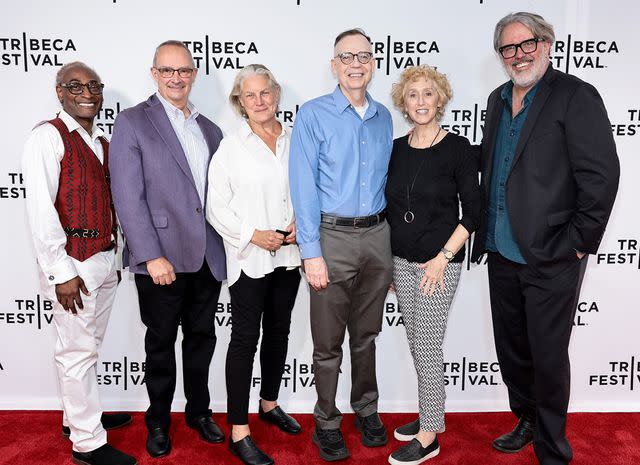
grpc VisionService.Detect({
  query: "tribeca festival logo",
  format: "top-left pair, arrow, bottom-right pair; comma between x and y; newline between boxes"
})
1,172 -> 25,199
95,101 -> 124,136
183,36 -> 259,75
1,34 -> 77,71
589,356 -> 639,391
0,295 -> 54,329
275,104 -> 300,129
384,301 -> 404,327
214,302 -> 232,327
372,35 -> 440,76
596,238 -> 639,269
444,357 -> 501,390
97,357 -> 146,390
252,358 -> 319,393
441,104 -> 486,144
611,109 -> 640,137
550,35 -> 619,73
574,301 -> 600,327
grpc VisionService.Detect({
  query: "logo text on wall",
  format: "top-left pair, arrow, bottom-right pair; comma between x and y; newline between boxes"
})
611,109 -> 640,137
444,357 -> 502,391
1,173 -> 25,199
550,35 -> 619,73
589,356 -> 639,391
184,36 -> 259,75
0,295 -> 53,329
97,357 -> 145,390
1,34 -> 77,71
373,36 -> 439,76
596,239 -> 639,269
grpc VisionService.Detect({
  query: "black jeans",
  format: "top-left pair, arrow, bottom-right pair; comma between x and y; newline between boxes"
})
226,267 -> 301,425
135,261 -> 221,430
488,252 -> 587,465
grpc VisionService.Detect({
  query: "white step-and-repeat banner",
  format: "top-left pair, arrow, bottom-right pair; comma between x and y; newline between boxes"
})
1,0 -> 638,414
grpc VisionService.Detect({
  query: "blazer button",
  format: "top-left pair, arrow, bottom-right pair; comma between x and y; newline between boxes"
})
196,207 -> 202,213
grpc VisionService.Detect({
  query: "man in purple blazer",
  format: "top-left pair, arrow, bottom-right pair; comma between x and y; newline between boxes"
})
109,40 -> 226,458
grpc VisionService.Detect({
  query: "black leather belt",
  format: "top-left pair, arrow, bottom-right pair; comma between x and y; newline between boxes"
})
320,210 -> 386,228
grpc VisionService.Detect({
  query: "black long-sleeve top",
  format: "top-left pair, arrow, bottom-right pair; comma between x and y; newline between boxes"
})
385,133 -> 481,263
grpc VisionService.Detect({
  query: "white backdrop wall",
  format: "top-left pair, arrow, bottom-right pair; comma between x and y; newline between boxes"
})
1,0 -> 638,414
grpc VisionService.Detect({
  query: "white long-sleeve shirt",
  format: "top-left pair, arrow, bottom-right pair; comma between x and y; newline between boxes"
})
206,119 -> 300,286
22,110 -> 115,298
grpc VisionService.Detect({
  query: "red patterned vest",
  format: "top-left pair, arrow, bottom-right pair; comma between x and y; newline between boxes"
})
49,117 -> 116,261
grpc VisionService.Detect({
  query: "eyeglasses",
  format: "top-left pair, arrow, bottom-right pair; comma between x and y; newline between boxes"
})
498,38 -> 544,59
59,81 -> 104,95
154,67 -> 195,78
335,51 -> 373,65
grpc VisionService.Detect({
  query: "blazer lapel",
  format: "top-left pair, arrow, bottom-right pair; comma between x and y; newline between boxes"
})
482,90 -> 504,195
509,68 -> 555,171
145,95 -> 196,189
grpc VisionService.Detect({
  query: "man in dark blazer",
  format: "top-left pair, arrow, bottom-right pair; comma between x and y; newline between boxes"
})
109,40 -> 226,458
471,12 -> 620,465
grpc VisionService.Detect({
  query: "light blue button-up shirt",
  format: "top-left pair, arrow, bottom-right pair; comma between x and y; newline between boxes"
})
156,92 -> 209,205
289,85 -> 393,259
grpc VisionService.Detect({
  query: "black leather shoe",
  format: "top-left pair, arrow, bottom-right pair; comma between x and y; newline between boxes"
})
146,427 -> 171,458
259,404 -> 301,434
72,443 -> 137,465
492,416 -> 535,453
355,412 -> 388,447
229,436 -> 274,465
63,412 -> 133,438
388,437 -> 440,465
187,416 -> 225,443
311,427 -> 349,461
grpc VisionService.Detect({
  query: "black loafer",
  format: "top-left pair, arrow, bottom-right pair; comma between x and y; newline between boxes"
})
388,437 -> 440,465
229,436 -> 274,465
146,427 -> 171,458
393,418 -> 420,442
187,416 -> 225,443
492,416 -> 535,453
355,412 -> 388,447
311,427 -> 350,462
63,412 -> 133,438
72,443 -> 137,465
258,404 -> 301,434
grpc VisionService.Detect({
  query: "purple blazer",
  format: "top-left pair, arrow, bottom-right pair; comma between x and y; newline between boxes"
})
109,94 -> 226,281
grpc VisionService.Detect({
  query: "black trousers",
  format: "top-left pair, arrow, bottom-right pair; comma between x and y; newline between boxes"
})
488,252 -> 587,465
135,261 -> 221,430
226,267 -> 301,425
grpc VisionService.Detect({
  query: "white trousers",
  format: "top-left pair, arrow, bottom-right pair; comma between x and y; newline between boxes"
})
51,264 -> 117,452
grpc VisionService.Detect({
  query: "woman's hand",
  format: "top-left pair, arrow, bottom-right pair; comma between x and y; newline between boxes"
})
284,222 -> 297,244
418,253 -> 449,296
251,229 -> 285,251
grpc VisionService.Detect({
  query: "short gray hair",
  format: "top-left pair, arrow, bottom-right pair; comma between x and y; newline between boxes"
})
229,64 -> 282,118
55,61 -> 100,85
152,40 -> 195,67
493,12 -> 555,52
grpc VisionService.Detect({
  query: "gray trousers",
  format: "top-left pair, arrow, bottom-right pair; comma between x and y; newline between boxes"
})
309,220 -> 393,429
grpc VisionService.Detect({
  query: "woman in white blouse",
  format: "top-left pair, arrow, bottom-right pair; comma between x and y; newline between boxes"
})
206,64 -> 301,465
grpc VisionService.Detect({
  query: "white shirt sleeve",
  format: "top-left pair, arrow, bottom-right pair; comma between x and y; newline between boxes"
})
22,123 -> 78,284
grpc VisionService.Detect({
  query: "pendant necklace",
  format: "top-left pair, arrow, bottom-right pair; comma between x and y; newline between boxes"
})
404,126 -> 441,224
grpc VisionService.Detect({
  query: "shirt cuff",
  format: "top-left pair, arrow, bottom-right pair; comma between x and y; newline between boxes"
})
41,257 -> 78,286
237,222 -> 255,259
299,241 -> 322,260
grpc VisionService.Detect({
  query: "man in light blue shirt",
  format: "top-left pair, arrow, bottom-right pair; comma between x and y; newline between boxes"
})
289,28 -> 393,462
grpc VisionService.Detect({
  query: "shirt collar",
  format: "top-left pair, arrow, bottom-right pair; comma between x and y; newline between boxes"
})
155,91 -> 199,121
501,80 -> 541,108
239,118 -> 288,140
331,85 -> 377,117
58,109 -> 104,140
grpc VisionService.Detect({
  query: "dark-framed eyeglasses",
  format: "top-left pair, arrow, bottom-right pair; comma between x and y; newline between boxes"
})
153,66 -> 195,78
59,81 -> 104,95
335,51 -> 373,65
498,38 -> 544,59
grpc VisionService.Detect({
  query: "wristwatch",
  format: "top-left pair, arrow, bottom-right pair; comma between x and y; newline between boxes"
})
441,247 -> 454,261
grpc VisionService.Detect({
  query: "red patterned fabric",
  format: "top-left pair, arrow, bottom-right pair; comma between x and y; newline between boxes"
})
49,117 -> 116,261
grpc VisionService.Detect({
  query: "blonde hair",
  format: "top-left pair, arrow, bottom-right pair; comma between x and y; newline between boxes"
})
229,64 -> 281,118
391,65 -> 452,122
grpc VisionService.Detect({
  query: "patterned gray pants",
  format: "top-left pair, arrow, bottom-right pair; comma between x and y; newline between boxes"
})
393,256 -> 462,432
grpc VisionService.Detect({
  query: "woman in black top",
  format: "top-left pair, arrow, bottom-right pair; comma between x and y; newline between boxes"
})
386,65 -> 480,465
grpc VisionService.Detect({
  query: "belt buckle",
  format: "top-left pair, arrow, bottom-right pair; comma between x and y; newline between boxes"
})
353,217 -> 361,229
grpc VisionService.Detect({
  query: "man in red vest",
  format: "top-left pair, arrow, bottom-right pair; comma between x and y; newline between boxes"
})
22,62 -> 136,465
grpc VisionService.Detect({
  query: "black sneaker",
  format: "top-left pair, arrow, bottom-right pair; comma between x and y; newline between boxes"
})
388,437 -> 440,465
312,427 -> 350,461
71,443 -> 137,465
63,413 -> 133,438
355,412 -> 388,447
394,419 -> 420,442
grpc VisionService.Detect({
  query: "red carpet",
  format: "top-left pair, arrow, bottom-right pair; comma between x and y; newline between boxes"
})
1,411 -> 639,464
